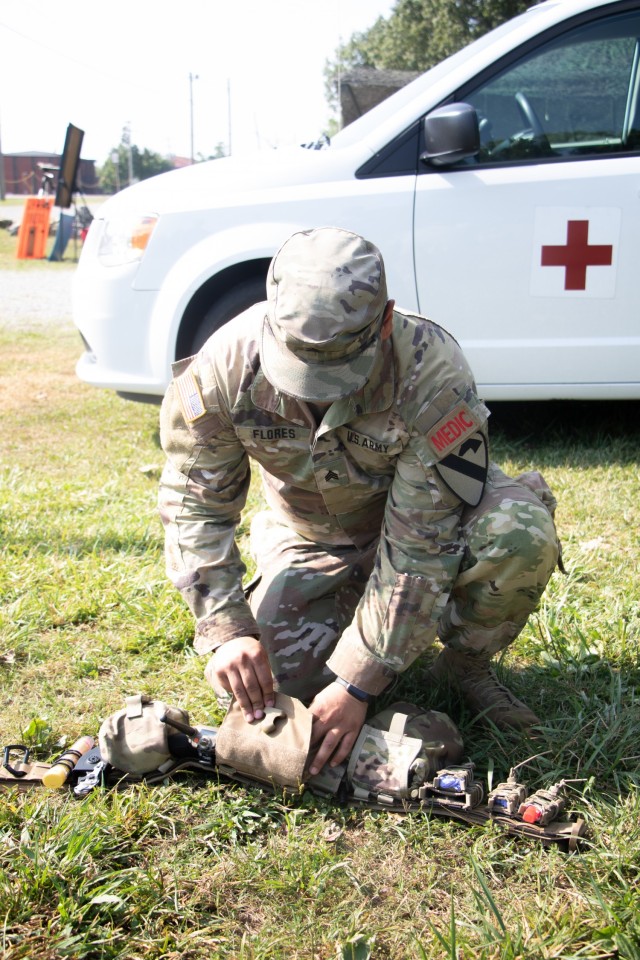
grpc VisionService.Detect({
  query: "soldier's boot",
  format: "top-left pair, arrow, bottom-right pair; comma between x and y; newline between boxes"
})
429,647 -> 540,731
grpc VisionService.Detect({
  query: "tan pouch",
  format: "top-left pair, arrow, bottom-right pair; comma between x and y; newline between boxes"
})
98,693 -> 191,775
215,693 -> 312,789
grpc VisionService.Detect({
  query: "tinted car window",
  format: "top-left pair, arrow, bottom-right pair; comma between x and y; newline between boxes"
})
460,9 -> 640,164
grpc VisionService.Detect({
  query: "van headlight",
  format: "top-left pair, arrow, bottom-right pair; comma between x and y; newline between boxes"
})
98,214 -> 159,266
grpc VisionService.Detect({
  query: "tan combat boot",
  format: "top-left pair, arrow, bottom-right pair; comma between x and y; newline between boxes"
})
429,647 -> 540,731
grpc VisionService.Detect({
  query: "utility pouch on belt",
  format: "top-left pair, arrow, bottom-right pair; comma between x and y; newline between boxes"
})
346,702 -> 465,801
98,693 -> 191,775
348,717 -> 422,800
307,701 -> 464,801
215,693 -> 313,789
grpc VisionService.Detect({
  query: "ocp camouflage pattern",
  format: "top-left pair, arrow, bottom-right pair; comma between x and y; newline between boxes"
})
345,704 -> 465,798
159,303 -> 559,695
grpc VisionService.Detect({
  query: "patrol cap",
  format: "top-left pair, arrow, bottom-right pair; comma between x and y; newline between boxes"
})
261,226 -> 388,401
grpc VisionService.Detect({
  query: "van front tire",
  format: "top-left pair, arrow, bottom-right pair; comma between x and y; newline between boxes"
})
188,277 -> 267,355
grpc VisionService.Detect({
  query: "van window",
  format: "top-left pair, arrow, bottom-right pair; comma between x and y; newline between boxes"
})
459,9 -> 640,164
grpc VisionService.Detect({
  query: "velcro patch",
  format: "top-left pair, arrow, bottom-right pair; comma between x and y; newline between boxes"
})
345,429 -> 403,457
426,401 -> 481,459
316,458 -> 349,488
436,431 -> 488,506
175,367 -> 206,423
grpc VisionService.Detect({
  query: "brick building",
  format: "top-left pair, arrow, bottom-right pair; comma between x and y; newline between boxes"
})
2,151 -> 98,196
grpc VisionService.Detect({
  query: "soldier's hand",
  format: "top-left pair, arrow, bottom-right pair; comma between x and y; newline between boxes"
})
205,636 -> 275,722
307,682 -> 367,775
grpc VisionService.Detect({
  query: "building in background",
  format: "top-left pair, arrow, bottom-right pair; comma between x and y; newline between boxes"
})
2,151 -> 98,196
339,68 -> 420,127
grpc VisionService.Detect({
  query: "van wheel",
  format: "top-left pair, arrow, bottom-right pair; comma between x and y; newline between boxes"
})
189,277 -> 267,354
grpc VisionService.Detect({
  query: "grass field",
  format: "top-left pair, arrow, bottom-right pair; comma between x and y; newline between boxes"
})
1,302 -> 639,958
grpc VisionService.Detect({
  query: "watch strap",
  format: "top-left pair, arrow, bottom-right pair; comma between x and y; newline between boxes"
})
334,676 -> 374,703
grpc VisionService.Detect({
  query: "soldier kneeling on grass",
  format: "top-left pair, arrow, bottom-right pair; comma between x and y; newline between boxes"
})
158,225 -> 560,779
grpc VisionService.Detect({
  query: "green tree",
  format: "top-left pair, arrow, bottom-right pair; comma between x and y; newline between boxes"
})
198,142 -> 228,161
326,0 -> 537,110
98,135 -> 173,194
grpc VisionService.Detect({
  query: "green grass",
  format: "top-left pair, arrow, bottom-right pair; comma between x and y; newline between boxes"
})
1,320 -> 639,959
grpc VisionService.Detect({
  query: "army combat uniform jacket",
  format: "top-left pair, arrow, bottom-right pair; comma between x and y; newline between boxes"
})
158,303 -> 499,696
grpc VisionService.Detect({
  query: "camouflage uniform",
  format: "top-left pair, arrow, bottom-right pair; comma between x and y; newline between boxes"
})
158,229 -> 559,708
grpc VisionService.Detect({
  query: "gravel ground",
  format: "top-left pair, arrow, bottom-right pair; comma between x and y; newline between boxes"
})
1,268 -> 75,327
2,197 -> 106,329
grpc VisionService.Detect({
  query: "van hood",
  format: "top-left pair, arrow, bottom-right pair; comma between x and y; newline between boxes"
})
99,144 -> 361,219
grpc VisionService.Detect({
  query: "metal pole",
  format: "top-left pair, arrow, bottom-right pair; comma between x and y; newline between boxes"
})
0,112 -> 6,200
227,78 -> 232,156
190,72 -> 199,163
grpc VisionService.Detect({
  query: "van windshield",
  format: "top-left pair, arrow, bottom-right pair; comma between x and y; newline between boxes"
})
329,3 -> 549,149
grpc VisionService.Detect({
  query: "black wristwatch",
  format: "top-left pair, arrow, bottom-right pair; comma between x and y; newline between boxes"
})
334,676 -> 374,703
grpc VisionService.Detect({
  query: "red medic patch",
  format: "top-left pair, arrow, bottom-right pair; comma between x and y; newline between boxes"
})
427,403 -> 479,458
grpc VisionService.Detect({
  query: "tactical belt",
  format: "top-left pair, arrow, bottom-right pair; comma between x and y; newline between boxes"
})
2,695 -> 587,853
0,745 -> 52,789
65,750 -> 586,852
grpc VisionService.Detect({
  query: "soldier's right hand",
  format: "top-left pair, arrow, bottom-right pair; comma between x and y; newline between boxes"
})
205,636 -> 276,723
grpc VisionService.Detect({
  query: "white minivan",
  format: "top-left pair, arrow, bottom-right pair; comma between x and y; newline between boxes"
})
73,0 -> 640,402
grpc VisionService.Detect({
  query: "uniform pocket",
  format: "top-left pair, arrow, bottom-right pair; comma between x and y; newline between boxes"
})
368,570 -> 428,670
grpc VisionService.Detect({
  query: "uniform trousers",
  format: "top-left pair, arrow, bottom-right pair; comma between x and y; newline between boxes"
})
246,466 -> 560,702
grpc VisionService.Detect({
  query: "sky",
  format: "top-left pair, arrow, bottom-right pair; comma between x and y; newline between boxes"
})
0,0 -> 395,167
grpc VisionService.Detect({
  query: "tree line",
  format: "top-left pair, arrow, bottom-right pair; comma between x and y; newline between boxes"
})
325,0 -> 536,108
98,129 -> 227,193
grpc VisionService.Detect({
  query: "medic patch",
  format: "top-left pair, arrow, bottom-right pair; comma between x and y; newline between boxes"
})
175,367 -> 206,423
426,401 -> 481,459
435,431 -> 488,506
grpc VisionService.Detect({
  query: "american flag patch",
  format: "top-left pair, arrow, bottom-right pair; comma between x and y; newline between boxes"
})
176,367 -> 206,422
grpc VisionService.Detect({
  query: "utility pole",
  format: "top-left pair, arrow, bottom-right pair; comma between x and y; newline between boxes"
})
122,122 -> 134,186
190,72 -> 199,163
127,128 -> 134,186
111,151 -> 120,193
0,119 -> 6,201
227,78 -> 232,156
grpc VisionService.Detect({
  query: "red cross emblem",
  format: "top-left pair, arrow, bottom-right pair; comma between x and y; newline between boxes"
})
540,219 -> 613,291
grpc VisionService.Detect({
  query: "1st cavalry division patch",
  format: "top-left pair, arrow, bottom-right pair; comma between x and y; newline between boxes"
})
436,431 -> 488,506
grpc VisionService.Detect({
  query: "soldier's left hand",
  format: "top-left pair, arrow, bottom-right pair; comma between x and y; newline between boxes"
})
307,682 -> 367,775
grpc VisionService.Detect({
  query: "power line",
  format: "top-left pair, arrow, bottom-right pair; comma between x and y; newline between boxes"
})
0,19 -> 165,97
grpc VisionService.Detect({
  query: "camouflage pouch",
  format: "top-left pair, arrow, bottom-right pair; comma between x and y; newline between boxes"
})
516,470 -> 565,572
346,702 -> 464,801
215,692 -> 312,789
98,693 -> 191,775
515,470 -> 558,518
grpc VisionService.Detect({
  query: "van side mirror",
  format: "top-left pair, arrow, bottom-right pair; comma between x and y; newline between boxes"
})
421,103 -> 480,167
